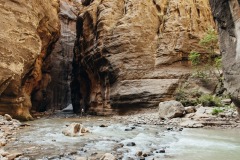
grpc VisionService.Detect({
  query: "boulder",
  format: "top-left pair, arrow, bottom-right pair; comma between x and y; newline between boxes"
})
158,100 -> 185,119
4,114 -> 12,121
185,106 -> 196,114
62,123 -> 89,137
194,106 -> 214,119
221,99 -> 232,105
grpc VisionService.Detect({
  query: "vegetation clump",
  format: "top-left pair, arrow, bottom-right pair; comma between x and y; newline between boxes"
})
211,107 -> 224,115
198,94 -> 222,107
175,27 -> 226,108
188,27 -> 222,84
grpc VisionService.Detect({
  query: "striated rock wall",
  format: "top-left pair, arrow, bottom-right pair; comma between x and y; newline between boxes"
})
209,0 -> 240,111
38,0 -> 78,111
72,0 -> 214,115
0,0 -> 60,120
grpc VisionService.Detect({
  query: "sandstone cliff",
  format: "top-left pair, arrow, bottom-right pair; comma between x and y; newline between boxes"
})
72,0 -> 214,115
41,0 -> 78,110
0,0 -> 60,120
209,0 -> 240,112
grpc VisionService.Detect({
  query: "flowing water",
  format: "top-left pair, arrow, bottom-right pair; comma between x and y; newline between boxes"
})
4,114 -> 240,160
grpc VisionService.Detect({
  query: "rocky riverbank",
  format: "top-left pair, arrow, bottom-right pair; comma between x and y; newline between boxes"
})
114,105 -> 240,129
0,114 -> 24,160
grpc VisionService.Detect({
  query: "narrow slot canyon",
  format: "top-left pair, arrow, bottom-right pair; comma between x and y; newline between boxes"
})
1,0 -> 240,160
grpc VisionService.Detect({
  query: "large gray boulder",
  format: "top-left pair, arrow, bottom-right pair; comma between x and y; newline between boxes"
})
158,100 -> 185,119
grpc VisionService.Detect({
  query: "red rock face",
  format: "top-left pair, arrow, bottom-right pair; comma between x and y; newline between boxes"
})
0,0 -> 60,120
72,0 -> 215,115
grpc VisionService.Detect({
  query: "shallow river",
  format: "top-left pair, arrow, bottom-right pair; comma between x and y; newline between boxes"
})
4,115 -> 240,160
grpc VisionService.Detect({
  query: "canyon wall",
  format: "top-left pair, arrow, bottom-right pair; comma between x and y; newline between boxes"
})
209,0 -> 240,111
43,0 -> 78,110
0,0 -> 60,120
72,0 -> 215,115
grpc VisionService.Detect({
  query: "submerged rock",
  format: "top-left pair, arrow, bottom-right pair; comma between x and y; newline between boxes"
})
159,100 -> 185,119
126,142 -> 136,146
62,123 -> 89,137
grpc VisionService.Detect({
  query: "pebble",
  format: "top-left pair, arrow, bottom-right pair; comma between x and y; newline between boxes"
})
124,128 -> 133,131
166,127 -> 173,131
142,152 -> 153,157
136,151 -> 142,156
158,149 -> 165,153
100,124 -> 108,127
126,142 -> 136,146
0,138 -> 7,146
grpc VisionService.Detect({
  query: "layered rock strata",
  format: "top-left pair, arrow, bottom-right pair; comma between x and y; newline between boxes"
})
209,0 -> 240,112
42,0 -> 78,110
72,0 -> 214,115
0,0 -> 60,120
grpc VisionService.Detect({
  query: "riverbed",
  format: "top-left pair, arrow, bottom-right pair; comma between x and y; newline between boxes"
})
3,114 -> 240,160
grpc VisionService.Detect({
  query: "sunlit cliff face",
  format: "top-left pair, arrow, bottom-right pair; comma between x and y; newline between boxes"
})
71,0 -> 214,115
0,0 -> 60,120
